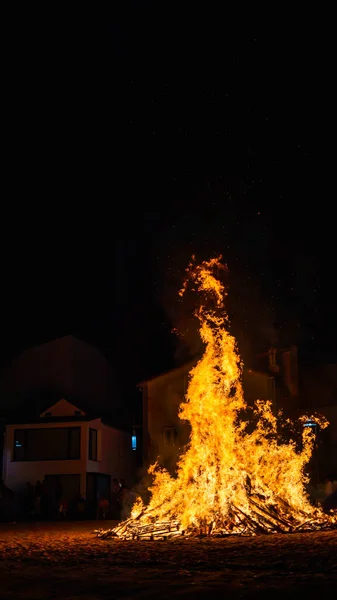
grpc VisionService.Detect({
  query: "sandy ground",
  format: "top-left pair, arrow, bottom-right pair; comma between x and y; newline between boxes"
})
0,520 -> 336,599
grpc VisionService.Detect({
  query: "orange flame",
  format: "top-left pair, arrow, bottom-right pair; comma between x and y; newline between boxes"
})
128,257 -> 335,535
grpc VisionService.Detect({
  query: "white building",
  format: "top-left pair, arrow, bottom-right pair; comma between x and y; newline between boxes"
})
2,398 -> 133,512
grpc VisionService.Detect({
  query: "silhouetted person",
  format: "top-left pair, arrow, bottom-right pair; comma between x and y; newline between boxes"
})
323,488 -> 337,512
34,481 -> 42,517
0,481 -> 13,521
120,486 -> 137,520
325,475 -> 333,497
23,482 -> 34,517
111,478 -> 120,519
41,478 -> 49,519
97,494 -> 110,519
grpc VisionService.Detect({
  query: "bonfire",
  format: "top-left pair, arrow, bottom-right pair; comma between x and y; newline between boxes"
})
98,257 -> 337,540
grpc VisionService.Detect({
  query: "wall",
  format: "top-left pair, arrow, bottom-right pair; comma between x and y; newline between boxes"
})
254,346 -> 299,413
243,369 -> 275,407
103,424 -> 133,484
85,419 -> 133,485
4,418 -> 133,496
143,363 -> 275,471
144,363 -> 191,471
300,364 -> 337,409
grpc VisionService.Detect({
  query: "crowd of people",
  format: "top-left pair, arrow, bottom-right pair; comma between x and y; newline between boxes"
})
0,479 -> 85,521
0,477 -> 138,522
322,474 -> 337,511
1,473 -> 336,522
302,473 -> 337,511
98,478 -> 138,520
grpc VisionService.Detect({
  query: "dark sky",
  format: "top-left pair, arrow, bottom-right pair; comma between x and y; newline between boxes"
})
1,10 -> 336,399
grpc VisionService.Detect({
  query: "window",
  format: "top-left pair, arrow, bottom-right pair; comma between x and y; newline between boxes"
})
68,428 -> 81,459
163,426 -> 178,446
88,428 -> 98,461
132,435 -> 137,451
13,428 -> 81,461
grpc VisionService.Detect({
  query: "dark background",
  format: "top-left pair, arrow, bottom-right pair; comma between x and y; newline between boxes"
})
1,8 -> 336,406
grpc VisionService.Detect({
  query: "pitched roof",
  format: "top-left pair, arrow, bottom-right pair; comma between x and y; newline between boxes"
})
137,359 -> 197,387
0,396 -> 130,432
39,398 -> 86,418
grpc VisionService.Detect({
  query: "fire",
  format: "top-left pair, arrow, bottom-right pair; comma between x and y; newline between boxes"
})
100,257 -> 336,539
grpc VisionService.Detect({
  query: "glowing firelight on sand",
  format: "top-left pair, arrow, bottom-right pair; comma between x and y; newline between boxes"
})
99,257 -> 336,539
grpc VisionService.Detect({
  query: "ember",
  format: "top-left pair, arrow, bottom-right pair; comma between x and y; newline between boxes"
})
98,257 -> 337,540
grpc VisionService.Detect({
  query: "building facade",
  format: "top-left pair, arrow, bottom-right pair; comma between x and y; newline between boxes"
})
138,360 -> 277,473
138,348 -> 337,483
2,399 -> 133,512
0,335 -> 127,489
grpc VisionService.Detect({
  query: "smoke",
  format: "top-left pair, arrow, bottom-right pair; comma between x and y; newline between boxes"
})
157,251 -> 279,367
159,262 -> 204,365
227,270 -> 278,362
154,204 -> 287,366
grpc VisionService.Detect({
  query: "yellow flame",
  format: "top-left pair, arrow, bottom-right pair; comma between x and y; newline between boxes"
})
130,257 -> 335,533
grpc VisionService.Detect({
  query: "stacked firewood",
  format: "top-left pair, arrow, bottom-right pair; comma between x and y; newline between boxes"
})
96,518 -> 181,540
94,495 -> 337,540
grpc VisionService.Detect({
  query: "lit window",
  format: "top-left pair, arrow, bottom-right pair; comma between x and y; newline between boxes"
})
303,419 -> 317,428
132,435 -> 137,451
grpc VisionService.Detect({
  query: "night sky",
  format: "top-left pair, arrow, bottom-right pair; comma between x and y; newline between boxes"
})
2,10 -> 336,405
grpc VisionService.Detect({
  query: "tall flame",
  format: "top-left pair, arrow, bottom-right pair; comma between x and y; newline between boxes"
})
114,257 -> 336,537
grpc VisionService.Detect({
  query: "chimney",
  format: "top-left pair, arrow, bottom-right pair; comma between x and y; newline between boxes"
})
268,346 -> 279,373
282,346 -> 298,397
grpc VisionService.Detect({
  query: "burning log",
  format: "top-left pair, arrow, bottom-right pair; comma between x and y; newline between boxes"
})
248,497 -> 292,531
94,486 -> 337,540
95,507 -> 337,540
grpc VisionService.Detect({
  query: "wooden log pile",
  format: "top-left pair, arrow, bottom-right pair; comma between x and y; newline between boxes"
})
94,495 -> 337,540
96,518 -> 181,540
